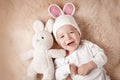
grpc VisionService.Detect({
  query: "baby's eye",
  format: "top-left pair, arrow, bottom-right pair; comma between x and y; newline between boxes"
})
60,36 -> 64,38
59,35 -> 64,39
69,31 -> 74,34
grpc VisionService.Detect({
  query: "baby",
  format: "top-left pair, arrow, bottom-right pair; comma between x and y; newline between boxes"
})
48,2 -> 111,80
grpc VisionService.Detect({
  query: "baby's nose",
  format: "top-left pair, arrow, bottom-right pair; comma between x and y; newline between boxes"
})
65,34 -> 71,40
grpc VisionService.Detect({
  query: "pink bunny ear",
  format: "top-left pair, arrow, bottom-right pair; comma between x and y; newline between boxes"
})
63,3 -> 75,15
48,4 -> 63,18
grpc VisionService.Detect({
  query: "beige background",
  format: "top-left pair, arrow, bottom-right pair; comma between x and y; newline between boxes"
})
0,0 -> 120,80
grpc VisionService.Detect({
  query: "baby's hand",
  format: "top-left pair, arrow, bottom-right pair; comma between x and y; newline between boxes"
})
78,61 -> 97,76
66,75 -> 72,80
70,64 -> 78,75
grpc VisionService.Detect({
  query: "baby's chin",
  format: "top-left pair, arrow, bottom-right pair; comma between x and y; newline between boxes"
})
67,41 -> 79,48
66,45 -> 79,53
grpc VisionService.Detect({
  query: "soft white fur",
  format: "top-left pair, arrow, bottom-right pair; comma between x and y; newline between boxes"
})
21,19 -> 66,80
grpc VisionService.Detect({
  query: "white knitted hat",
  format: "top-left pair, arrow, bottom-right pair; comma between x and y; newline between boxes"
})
48,3 -> 81,39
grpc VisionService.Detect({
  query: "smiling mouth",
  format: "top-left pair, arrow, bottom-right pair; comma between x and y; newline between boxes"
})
67,41 -> 75,46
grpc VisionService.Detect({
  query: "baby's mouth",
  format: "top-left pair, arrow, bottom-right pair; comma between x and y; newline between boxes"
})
67,41 -> 75,46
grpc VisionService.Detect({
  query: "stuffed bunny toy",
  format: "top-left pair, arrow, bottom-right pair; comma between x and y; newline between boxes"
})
21,19 -> 66,80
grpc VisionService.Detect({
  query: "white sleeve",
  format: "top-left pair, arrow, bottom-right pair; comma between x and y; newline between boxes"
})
55,58 -> 71,80
87,41 -> 107,68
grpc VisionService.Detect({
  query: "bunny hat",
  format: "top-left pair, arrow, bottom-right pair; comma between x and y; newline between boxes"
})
48,2 -> 81,39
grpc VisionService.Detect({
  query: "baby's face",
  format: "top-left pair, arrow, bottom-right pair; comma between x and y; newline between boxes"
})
56,25 -> 81,53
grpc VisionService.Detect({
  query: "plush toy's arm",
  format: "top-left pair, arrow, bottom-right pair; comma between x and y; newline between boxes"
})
20,49 -> 34,61
48,49 -> 66,58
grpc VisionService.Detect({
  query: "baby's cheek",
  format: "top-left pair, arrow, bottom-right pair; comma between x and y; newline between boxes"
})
58,39 -> 63,44
56,40 -> 63,47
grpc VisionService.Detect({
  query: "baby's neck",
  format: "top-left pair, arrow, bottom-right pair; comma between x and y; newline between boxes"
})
65,50 -> 71,57
65,44 -> 82,57
65,49 -> 76,57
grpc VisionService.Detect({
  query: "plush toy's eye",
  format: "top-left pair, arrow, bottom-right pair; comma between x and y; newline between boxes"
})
41,37 -> 44,39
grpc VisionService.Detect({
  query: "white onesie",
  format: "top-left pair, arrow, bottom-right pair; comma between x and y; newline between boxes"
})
55,40 -> 110,80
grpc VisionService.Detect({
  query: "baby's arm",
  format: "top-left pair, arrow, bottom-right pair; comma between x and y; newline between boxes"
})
78,41 -> 107,75
78,61 -> 97,76
70,64 -> 78,75
90,44 -> 107,68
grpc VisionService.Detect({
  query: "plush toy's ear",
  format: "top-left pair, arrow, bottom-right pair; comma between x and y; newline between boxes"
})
48,4 -> 63,18
63,3 -> 75,15
33,20 -> 44,33
45,19 -> 54,33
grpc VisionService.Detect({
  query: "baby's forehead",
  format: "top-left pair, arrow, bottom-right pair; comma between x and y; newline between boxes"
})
56,25 -> 77,34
